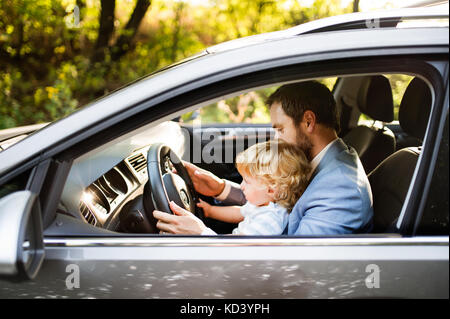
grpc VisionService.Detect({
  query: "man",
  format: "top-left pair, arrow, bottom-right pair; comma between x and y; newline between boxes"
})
153,81 -> 374,235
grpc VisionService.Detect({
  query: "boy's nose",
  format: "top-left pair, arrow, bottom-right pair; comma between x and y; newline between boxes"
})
274,131 -> 279,140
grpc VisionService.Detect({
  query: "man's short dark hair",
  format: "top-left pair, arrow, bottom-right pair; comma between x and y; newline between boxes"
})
266,81 -> 340,134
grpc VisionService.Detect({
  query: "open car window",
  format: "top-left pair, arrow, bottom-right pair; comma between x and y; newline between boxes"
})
51,69 -> 442,238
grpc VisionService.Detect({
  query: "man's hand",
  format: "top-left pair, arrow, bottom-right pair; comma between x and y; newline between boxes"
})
153,201 -> 207,235
182,161 -> 225,197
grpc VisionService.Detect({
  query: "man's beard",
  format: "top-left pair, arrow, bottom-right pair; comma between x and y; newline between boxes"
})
296,127 -> 313,161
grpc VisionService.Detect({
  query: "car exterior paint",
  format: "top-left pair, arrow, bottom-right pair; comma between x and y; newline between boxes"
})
0,6 -> 448,299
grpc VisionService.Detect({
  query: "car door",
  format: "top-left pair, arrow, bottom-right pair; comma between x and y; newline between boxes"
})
0,158 -> 71,283
0,28 -> 448,299
3,112 -> 449,298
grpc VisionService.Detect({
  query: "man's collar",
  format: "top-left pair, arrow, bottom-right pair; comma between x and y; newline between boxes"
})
308,138 -> 339,179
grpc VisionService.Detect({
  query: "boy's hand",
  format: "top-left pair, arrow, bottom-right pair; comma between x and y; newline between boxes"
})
196,198 -> 212,218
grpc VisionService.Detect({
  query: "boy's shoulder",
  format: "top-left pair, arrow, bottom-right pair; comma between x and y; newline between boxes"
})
255,202 -> 288,218
243,202 -> 287,216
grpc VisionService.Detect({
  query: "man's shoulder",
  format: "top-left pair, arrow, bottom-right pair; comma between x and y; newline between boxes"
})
288,140 -> 374,235
314,139 -> 359,170
302,141 -> 370,200
314,148 -> 362,182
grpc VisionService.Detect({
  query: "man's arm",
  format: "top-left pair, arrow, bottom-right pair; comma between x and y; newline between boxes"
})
182,161 -> 226,197
153,162 -> 247,235
183,161 -> 246,205
214,180 -> 247,206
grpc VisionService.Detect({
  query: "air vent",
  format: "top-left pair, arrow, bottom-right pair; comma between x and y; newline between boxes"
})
128,153 -> 147,172
80,202 -> 97,226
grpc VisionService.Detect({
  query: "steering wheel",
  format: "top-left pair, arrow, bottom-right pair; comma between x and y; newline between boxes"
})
144,143 -> 204,223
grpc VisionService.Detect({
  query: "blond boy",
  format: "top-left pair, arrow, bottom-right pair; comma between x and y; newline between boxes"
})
197,140 -> 311,235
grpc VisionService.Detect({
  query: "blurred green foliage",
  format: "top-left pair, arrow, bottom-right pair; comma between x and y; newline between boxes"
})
0,0 -> 354,129
0,0 -> 409,129
387,74 -> 414,120
183,77 -> 338,124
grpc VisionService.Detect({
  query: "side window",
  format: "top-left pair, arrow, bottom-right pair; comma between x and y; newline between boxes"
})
357,74 -> 414,125
0,169 -> 31,200
416,113 -> 449,235
180,88 -> 274,125
179,78 -> 337,125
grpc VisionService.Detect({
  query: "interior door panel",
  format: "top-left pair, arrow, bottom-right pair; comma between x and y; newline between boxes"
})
180,123 -> 274,184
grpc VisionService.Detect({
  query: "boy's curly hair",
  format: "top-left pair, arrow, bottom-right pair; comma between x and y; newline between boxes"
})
235,140 -> 311,211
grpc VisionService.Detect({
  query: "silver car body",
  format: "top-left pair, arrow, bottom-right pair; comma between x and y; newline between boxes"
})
0,6 -> 448,298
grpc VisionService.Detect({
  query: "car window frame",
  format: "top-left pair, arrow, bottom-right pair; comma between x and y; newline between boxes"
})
413,75 -> 449,236
0,44 -> 444,239
396,61 -> 448,236
29,53 -> 445,239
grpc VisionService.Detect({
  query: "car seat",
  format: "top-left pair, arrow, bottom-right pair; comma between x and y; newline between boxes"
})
342,75 -> 396,173
368,77 -> 432,233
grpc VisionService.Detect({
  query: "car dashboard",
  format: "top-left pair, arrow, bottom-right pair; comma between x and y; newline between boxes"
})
78,148 -> 149,230
60,120 -> 187,232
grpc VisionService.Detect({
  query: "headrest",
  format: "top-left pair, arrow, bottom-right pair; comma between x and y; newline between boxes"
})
399,77 -> 432,141
357,75 -> 394,122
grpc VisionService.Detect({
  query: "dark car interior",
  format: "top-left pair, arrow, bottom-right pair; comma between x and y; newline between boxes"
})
338,75 -> 432,233
341,75 -> 396,173
367,78 -> 432,232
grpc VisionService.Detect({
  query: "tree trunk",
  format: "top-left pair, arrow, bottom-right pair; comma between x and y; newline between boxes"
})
92,0 -> 116,63
76,0 -> 86,22
111,0 -> 151,61
170,2 -> 185,62
353,0 -> 360,12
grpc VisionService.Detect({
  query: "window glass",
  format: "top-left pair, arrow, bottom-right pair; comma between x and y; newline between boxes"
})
416,113 -> 449,235
0,169 -> 31,200
180,77 -> 337,125
358,74 -> 414,124
388,74 -> 415,121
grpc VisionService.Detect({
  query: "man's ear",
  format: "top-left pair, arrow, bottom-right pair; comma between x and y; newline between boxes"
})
302,110 -> 316,133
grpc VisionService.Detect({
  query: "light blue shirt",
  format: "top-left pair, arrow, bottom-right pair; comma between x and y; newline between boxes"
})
232,202 -> 288,235
287,138 -> 374,235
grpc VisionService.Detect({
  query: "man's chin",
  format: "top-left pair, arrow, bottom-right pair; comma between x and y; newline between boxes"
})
296,136 -> 313,160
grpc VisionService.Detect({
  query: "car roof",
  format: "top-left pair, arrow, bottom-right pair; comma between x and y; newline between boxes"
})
206,5 -> 449,53
0,9 -> 448,177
